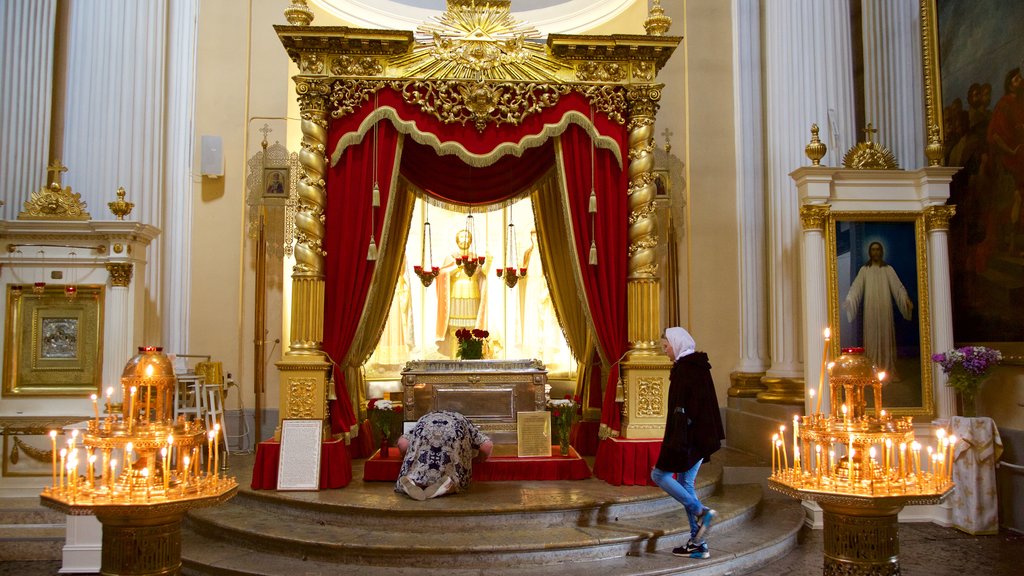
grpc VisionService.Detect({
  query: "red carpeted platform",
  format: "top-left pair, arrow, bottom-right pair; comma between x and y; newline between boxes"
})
363,445 -> 592,482
251,439 -> 352,490
593,437 -> 662,486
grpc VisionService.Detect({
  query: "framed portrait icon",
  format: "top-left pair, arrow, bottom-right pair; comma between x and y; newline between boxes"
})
826,212 -> 934,418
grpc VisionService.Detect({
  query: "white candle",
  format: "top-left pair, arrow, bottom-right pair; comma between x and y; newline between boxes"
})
49,430 -> 58,489
817,327 -> 830,414
109,459 -> 117,492
792,416 -> 800,472
91,394 -> 99,423
59,448 -> 67,490
948,435 -> 957,481
771,433 -> 779,475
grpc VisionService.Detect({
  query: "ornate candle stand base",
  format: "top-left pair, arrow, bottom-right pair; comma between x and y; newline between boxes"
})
769,482 -> 950,576
42,488 -> 237,576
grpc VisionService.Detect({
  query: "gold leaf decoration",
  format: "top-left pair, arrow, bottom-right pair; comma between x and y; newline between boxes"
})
18,182 -> 91,221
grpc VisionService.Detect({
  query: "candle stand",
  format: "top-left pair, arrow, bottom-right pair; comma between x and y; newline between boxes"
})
768,347 -> 953,575
40,347 -> 237,576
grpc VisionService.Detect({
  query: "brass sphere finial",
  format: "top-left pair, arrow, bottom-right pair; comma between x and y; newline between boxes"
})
925,123 -> 945,167
644,0 -> 672,36
284,0 -> 314,26
805,124 -> 827,166
108,186 -> 135,220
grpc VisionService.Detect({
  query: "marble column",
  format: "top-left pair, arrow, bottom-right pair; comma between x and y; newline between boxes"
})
729,0 -> 770,397
861,0 -> 925,169
0,0 -> 55,220
761,0 -> 857,404
924,204 -> 957,419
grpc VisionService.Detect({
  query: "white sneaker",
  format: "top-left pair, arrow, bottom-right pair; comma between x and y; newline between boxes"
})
400,476 -> 426,501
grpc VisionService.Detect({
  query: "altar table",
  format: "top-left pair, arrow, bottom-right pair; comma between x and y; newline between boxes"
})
251,439 -> 352,490
363,446 -> 591,482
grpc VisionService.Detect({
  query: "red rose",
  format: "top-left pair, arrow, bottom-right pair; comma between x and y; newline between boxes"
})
472,328 -> 485,338
368,398 -> 378,410
553,410 -> 561,418
394,405 -> 403,413
482,330 -> 489,338
573,395 -> 581,404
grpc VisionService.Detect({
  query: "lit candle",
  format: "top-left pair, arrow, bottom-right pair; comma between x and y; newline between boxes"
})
794,447 -> 801,478
816,327 -> 830,414
128,387 -> 137,434
49,430 -> 58,489
948,435 -> 957,482
876,371 -> 886,415
841,404 -> 848,425
884,439 -> 892,476
911,441 -> 922,478
59,448 -> 67,491
101,448 -> 110,489
207,431 -> 214,477
142,467 -> 150,501
776,439 -> 786,472
144,386 -> 151,425
125,442 -> 134,473
927,445 -> 934,475
214,423 -> 221,476
91,394 -> 99,423
899,442 -> 907,479
109,459 -> 117,492
183,455 -> 191,487
71,428 -> 79,448
815,444 -> 822,482
792,416 -> 800,472
808,388 -> 816,417
87,453 -> 96,489
828,449 -> 835,477
880,409 -> 886,421
771,433 -> 779,475
105,386 -> 113,417
848,435 -> 855,482
161,447 -> 169,493
778,426 -> 788,472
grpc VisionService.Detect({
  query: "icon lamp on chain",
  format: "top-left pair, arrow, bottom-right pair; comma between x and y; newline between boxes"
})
454,214 -> 485,277
413,218 -> 440,287
495,220 -> 527,288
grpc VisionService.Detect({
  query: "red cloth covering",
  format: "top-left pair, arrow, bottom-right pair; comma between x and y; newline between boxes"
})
593,437 -> 662,486
363,446 -> 591,482
251,439 -> 352,490
570,420 -> 601,456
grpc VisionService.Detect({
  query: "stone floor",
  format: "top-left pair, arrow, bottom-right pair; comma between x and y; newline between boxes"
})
3,445 -> 1023,575
3,524 -> 1022,576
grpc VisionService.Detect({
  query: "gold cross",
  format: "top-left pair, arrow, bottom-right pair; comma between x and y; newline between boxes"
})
661,127 -> 674,154
46,160 -> 69,186
862,123 -> 878,143
259,123 -> 273,149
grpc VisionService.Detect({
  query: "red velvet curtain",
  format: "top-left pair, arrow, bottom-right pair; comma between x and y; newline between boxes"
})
323,120 -> 401,435
558,123 -> 629,433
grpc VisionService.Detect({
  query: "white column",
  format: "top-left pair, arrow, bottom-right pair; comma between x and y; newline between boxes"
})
0,0 -> 55,220
801,221 -> 828,415
861,0 -> 925,169
921,200 -> 956,419
732,0 -> 769,376
104,282 -> 133,400
764,0 -> 857,383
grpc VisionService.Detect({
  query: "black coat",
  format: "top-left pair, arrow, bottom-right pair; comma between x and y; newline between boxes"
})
654,352 -> 726,473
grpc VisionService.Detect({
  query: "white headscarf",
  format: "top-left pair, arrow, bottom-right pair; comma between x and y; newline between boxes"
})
665,327 -> 696,361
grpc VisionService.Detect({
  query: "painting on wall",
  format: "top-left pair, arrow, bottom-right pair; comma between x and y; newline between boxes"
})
931,0 -> 1024,348
827,214 -> 933,417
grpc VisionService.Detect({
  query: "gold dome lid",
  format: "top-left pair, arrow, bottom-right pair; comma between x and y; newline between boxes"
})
829,347 -> 877,383
120,346 -> 175,380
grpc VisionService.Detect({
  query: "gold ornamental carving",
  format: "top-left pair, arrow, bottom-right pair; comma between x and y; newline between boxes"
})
107,186 -> 134,220
296,79 -> 332,125
19,182 -> 90,221
925,123 -> 944,167
396,80 -> 571,132
626,85 -> 662,279
286,377 -> 319,418
105,262 -> 134,287
576,85 -> 628,125
576,62 -> 627,83
800,204 -> 831,231
328,79 -> 386,120
330,55 -> 383,77
300,53 -> 325,74
924,205 -> 956,231
644,0 -> 673,36
636,377 -> 664,417
632,61 -> 654,81
842,124 -> 899,170
283,0 -> 314,26
806,124 -> 827,166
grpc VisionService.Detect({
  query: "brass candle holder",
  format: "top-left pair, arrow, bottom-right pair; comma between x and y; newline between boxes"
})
769,346 -> 953,576
40,346 -> 237,576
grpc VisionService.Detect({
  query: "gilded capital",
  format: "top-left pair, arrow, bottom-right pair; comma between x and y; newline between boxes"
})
924,205 -> 956,231
626,85 -> 663,126
105,262 -> 134,287
295,78 -> 333,126
800,205 -> 831,231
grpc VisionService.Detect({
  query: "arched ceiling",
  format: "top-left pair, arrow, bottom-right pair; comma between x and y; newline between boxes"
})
311,0 -> 636,36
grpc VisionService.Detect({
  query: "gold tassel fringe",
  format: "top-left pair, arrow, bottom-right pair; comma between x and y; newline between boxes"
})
588,240 -> 597,266
372,183 -> 380,207
588,188 -> 597,213
367,236 -> 378,261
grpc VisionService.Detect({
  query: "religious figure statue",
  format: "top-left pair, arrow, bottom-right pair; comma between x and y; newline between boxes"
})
436,230 -> 488,357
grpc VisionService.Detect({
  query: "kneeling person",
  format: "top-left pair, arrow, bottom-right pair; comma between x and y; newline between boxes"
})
395,410 -> 493,500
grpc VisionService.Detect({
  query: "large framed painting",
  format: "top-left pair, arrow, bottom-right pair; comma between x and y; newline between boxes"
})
923,0 -> 1024,360
2,284 -> 105,396
826,213 -> 933,418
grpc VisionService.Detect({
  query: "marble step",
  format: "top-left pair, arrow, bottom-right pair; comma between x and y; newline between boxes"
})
182,482 -> 765,571
180,493 -> 802,576
0,497 -> 65,561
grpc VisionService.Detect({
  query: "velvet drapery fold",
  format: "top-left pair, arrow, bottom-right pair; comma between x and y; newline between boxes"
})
322,90 -> 630,446
323,121 -> 402,436
555,124 -> 629,435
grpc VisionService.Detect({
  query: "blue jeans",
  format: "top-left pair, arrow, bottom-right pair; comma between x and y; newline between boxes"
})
651,459 -> 704,540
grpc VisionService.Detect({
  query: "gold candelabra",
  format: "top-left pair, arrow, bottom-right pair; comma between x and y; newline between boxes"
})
769,340 -> 953,576
40,346 -> 237,576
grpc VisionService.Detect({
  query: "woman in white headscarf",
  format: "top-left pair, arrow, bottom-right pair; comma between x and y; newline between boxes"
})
652,327 -> 726,560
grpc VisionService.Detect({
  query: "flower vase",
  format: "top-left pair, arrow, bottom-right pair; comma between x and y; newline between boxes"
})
959,391 -> 977,418
380,435 -> 390,458
559,432 -> 571,457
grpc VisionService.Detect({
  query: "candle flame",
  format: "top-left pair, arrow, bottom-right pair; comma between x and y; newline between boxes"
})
49,430 -> 57,438
823,327 -> 831,339
91,393 -> 97,401
877,371 -> 887,382
808,388 -> 815,398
